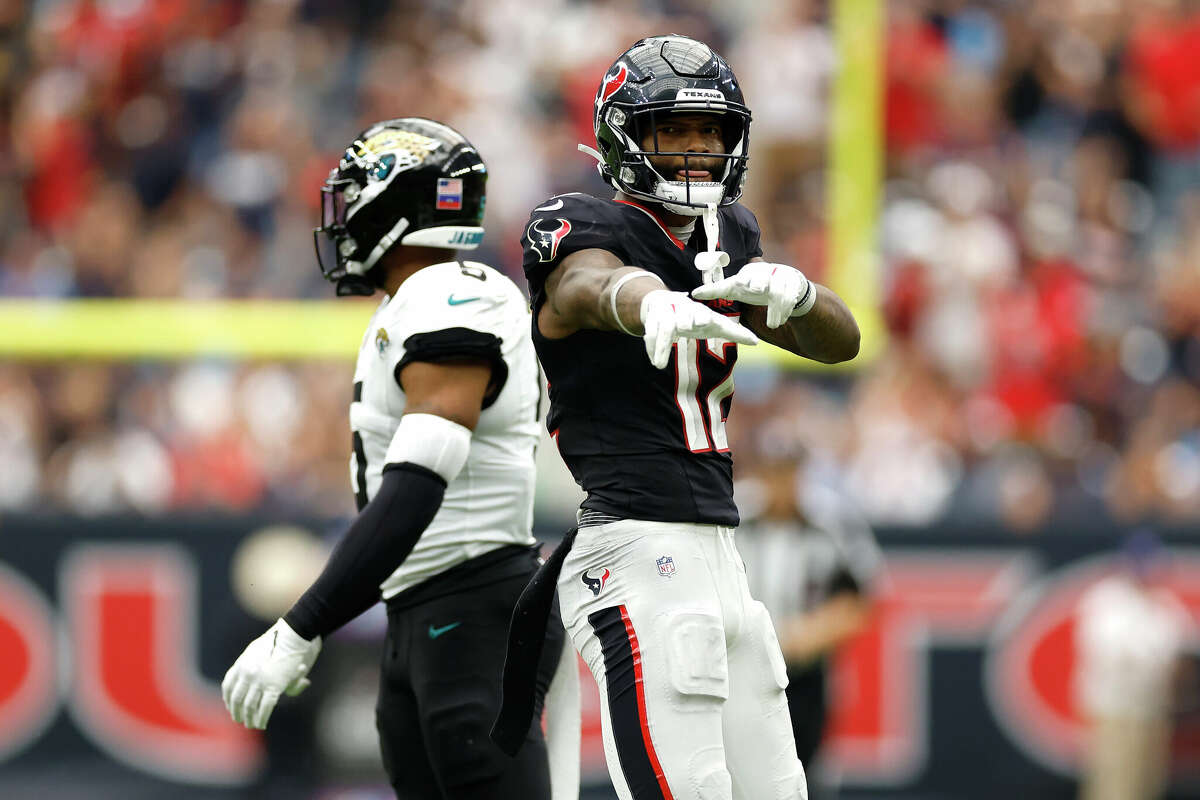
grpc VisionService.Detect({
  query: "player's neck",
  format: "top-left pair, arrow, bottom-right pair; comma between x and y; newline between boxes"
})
379,246 -> 454,297
613,190 -> 697,229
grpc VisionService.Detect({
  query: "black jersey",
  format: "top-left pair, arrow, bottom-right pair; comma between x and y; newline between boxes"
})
522,192 -> 764,526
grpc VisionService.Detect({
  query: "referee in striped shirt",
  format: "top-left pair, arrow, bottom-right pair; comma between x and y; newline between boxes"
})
734,424 -> 884,794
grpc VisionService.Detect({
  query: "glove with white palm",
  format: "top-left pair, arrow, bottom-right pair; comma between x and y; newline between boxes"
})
639,289 -> 758,369
691,262 -> 815,328
222,618 -> 322,730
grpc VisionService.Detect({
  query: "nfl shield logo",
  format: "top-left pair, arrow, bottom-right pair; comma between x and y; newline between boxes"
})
656,556 -> 675,578
436,178 -> 463,210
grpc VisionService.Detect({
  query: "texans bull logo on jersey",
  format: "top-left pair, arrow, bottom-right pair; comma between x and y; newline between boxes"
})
526,217 -> 572,263
581,567 -> 611,597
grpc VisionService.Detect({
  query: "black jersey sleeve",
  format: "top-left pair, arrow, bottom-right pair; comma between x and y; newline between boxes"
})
521,193 -> 626,312
727,203 -> 764,260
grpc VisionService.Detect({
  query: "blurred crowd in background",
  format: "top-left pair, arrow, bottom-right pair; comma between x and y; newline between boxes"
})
1,0 -> 1199,532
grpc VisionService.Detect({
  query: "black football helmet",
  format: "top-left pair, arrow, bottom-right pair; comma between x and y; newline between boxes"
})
586,35 -> 752,216
313,118 -> 487,296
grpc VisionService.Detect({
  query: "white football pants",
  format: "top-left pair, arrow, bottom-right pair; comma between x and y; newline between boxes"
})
557,519 -> 807,800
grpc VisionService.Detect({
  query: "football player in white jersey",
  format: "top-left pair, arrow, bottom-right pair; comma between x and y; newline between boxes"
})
222,118 -> 579,800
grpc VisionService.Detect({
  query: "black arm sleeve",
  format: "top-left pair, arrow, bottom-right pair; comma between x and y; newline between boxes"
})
283,463 -> 446,640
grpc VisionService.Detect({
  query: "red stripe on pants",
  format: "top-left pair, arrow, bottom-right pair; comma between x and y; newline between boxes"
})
619,605 -> 674,800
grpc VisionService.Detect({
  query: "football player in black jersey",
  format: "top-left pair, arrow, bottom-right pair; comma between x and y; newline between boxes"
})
492,35 -> 858,800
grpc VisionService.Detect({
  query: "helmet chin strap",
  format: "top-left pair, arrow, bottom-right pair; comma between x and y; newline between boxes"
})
579,140 -> 727,284
694,202 -> 729,285
577,143 -> 603,162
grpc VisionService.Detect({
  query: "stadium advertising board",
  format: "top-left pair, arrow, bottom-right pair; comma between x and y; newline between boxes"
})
0,516 -> 1196,797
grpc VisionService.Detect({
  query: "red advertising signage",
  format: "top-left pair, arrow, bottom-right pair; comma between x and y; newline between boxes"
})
0,518 -> 1197,796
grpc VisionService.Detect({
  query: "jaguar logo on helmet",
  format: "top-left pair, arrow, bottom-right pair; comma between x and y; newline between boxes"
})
581,35 -> 753,217
349,129 -> 441,174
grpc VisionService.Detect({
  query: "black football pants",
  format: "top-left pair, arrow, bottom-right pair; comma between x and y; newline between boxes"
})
377,559 -> 564,799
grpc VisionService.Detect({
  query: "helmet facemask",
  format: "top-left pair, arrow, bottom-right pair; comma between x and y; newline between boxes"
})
313,169 -> 400,296
605,100 -> 750,216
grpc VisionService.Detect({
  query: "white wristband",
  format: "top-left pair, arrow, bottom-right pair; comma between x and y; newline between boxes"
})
609,270 -> 664,335
791,280 -> 817,318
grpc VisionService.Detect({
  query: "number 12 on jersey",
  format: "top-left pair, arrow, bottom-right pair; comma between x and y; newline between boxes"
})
673,335 -> 737,453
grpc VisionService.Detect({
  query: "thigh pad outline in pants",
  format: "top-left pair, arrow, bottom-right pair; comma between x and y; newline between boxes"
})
657,609 -> 729,711
657,610 -> 733,799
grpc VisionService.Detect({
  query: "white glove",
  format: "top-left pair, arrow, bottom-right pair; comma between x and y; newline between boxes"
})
691,261 -> 815,328
222,618 -> 322,729
640,289 -> 758,369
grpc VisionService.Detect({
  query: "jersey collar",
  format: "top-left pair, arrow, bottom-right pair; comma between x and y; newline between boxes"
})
613,198 -> 686,250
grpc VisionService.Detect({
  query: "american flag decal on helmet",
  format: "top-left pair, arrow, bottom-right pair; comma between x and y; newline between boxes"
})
436,178 -> 463,210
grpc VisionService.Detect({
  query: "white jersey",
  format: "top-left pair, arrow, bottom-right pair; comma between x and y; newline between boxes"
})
349,260 -> 540,598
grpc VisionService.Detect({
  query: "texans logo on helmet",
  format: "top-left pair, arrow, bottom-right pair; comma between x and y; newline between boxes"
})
581,568 -> 610,597
599,62 -> 628,104
526,218 -> 572,263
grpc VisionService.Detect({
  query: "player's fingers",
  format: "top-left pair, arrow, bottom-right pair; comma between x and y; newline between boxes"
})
690,277 -> 739,300
285,677 -> 311,697
644,316 -> 666,368
766,300 -> 787,329
642,315 -> 658,361
652,320 -> 674,369
713,315 -> 758,345
227,675 -> 251,724
251,690 -> 280,730
240,685 -> 264,728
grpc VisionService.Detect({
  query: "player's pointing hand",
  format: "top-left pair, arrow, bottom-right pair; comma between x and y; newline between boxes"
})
691,262 -> 816,328
639,289 -> 758,369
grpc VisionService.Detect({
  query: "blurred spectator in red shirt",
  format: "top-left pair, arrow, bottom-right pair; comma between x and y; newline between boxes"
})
886,0 -> 949,158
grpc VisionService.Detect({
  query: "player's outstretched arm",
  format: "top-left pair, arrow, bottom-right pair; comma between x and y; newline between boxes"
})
740,282 -> 860,364
222,361 -> 491,729
692,258 -> 859,363
540,248 -> 757,368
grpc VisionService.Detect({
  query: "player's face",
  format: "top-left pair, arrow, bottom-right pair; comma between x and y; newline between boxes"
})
641,113 -> 726,181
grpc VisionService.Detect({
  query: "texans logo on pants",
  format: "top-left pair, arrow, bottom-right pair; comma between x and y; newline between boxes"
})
582,568 -> 611,597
